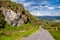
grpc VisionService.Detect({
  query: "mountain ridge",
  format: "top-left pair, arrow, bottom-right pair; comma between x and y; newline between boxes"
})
37,16 -> 60,20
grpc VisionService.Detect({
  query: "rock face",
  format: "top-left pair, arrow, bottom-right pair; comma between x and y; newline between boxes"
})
0,7 -> 24,26
0,0 -> 40,27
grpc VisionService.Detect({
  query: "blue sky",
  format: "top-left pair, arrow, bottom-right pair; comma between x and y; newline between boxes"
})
11,0 -> 60,16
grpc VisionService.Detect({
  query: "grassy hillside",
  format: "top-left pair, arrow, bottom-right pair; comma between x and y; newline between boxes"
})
42,21 -> 60,40
0,0 -> 41,40
0,0 -> 40,26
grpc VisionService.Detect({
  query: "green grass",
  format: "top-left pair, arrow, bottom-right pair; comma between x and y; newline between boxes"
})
0,23 -> 39,40
49,30 -> 60,40
43,21 -> 60,40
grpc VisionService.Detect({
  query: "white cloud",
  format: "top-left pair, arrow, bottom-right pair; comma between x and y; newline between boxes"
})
58,6 -> 60,8
39,5 -> 55,10
11,0 -> 60,16
30,10 -> 60,16
11,0 -> 25,2
11,0 -> 26,4
53,12 -> 60,16
30,12 -> 43,16
24,2 -> 31,7
47,7 -> 54,10
44,6 -> 55,10
30,11 -> 51,16
23,2 -> 34,7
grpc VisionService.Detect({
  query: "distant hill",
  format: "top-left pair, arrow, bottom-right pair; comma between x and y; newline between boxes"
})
37,16 -> 60,21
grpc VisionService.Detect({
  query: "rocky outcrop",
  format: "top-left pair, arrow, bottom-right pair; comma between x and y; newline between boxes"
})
0,7 -> 24,26
0,0 -> 40,27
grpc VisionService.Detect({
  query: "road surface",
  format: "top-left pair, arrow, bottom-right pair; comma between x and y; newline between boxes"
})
22,27 -> 55,40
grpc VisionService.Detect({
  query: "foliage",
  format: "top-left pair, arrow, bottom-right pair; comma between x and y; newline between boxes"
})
0,0 -> 40,40
25,10 -> 40,25
43,21 -> 60,40
49,30 -> 60,40
0,23 -> 39,40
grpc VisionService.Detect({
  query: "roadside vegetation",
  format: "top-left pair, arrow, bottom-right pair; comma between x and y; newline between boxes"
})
0,22 -> 39,40
43,21 -> 60,40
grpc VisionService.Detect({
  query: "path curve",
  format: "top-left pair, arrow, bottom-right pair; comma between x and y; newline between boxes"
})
22,26 -> 55,40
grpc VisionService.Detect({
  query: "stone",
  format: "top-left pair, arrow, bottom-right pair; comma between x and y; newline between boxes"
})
0,7 -> 24,26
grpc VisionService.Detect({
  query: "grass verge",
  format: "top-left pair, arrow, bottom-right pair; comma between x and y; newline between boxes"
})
0,23 -> 39,40
49,30 -> 60,40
